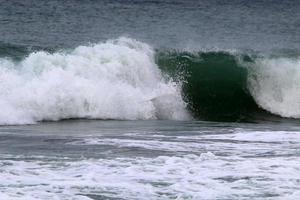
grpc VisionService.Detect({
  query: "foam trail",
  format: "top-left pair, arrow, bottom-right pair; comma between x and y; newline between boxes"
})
248,57 -> 300,118
0,38 -> 190,125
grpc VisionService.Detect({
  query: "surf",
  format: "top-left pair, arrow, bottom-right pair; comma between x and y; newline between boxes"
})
0,38 -> 190,125
0,37 -> 300,124
157,49 -> 300,122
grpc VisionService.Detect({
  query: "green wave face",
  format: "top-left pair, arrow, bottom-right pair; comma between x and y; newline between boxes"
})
156,51 -> 274,122
1,38 -> 298,123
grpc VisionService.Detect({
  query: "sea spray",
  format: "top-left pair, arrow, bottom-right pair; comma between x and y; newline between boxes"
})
0,38 -> 190,125
248,57 -> 300,118
1,37 -> 300,124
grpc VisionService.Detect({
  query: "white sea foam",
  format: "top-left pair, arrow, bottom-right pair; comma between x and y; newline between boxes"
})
0,38 -> 190,125
1,121 -> 300,199
1,152 -> 299,200
248,57 -> 300,118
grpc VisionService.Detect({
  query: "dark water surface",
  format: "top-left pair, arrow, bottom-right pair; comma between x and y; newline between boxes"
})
0,0 -> 299,50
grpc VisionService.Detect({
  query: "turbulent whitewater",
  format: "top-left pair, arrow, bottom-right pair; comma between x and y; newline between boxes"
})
0,38 -> 190,125
1,37 -> 300,124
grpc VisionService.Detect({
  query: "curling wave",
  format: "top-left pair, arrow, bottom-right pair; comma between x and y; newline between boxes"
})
157,50 -> 300,121
0,37 -> 300,124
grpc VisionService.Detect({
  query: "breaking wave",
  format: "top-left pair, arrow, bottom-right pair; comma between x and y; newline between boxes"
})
0,37 -> 300,124
157,50 -> 300,122
0,38 -> 190,125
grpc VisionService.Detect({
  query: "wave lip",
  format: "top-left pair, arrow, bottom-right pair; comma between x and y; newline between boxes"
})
0,38 -> 190,125
248,57 -> 300,118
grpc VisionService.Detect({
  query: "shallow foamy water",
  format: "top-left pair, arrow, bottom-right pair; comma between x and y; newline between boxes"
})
0,120 -> 299,199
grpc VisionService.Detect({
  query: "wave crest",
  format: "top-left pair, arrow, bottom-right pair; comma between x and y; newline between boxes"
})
0,38 -> 190,125
248,57 -> 300,118
1,38 -> 300,124
157,50 -> 300,121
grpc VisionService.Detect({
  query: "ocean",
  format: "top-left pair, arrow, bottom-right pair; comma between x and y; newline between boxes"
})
0,0 -> 300,199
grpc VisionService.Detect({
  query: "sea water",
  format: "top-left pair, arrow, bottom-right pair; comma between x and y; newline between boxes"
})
0,0 -> 300,199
